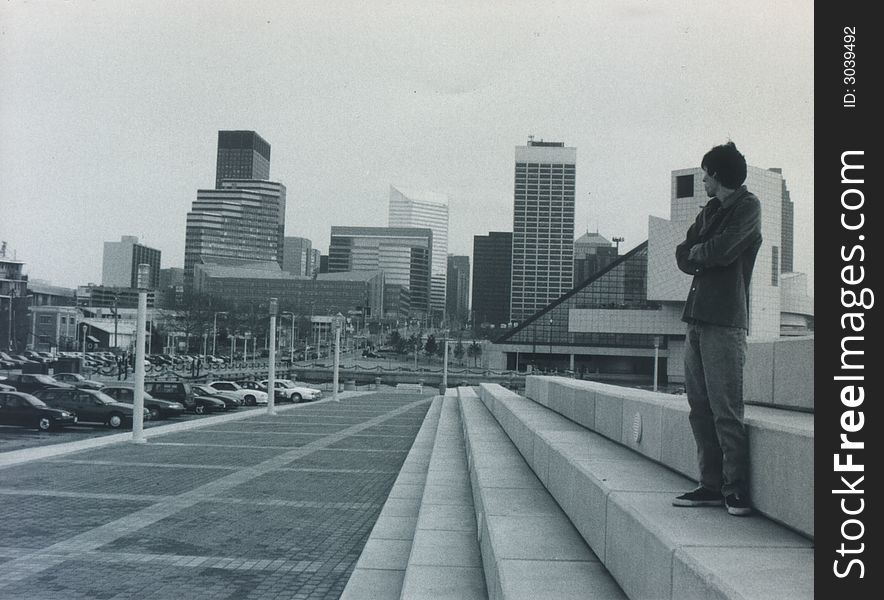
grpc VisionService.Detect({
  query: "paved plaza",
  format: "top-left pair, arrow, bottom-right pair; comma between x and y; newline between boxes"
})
0,392 -> 433,600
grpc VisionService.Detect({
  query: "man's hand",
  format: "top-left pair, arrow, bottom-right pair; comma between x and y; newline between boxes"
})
688,244 -> 703,262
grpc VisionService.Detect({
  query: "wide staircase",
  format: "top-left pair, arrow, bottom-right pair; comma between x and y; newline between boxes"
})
343,344 -> 814,599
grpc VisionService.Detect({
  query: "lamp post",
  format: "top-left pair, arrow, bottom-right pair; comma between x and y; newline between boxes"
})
281,312 -> 295,363
81,323 -> 88,376
212,311 -> 227,356
549,317 -> 554,369
267,299 -> 278,415
332,312 -> 344,402
442,338 -> 450,392
653,336 -> 661,392
132,264 -> 150,444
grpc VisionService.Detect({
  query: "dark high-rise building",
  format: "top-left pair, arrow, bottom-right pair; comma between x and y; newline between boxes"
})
472,232 -> 512,328
446,255 -> 470,326
510,139 -> 576,321
184,180 -> 287,290
328,226 -> 432,319
573,232 -> 619,285
283,237 -> 313,276
215,130 -> 271,187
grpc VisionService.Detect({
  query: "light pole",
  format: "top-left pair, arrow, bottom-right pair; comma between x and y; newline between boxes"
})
442,338 -> 450,392
132,264 -> 149,444
81,323 -> 88,376
653,336 -> 661,392
212,311 -> 227,356
333,312 -> 344,402
281,311 -> 295,363
267,298 -> 278,415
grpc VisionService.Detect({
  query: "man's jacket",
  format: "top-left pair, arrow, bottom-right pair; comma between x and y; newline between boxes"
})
676,186 -> 762,330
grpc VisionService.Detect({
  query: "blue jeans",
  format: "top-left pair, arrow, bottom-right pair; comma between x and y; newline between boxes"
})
684,322 -> 749,497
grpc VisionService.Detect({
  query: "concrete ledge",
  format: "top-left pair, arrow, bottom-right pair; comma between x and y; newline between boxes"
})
341,396 -> 443,600
744,336 -> 814,411
460,388 -> 626,600
400,396 -> 487,600
523,377 -> 814,538
479,383 -> 813,600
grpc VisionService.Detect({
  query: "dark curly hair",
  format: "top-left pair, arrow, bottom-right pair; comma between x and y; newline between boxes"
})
701,142 -> 747,189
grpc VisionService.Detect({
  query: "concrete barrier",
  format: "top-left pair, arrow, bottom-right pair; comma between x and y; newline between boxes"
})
525,376 -> 814,538
479,383 -> 813,600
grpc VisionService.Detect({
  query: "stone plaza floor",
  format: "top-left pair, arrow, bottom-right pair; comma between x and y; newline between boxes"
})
0,392 -> 433,600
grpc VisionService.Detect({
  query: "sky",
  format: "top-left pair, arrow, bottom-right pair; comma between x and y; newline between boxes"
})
0,0 -> 814,292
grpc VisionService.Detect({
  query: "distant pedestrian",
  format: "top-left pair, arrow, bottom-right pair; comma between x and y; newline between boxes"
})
116,355 -> 124,380
672,142 -> 761,517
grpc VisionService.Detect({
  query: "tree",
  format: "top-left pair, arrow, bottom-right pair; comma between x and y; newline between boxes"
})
387,330 -> 402,348
423,334 -> 437,359
454,339 -> 465,364
467,341 -> 482,367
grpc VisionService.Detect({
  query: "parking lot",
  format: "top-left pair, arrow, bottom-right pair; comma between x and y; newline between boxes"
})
0,391 -> 433,600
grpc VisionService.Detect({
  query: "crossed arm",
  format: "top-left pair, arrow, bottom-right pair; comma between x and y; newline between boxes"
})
675,197 -> 762,275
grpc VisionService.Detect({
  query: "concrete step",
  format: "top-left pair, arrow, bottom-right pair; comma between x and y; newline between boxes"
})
459,386 -> 627,600
341,396 -> 443,600
479,383 -> 814,600
399,393 -> 487,599
526,376 -> 814,538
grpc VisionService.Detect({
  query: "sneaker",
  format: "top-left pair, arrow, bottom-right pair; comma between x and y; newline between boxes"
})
725,493 -> 752,516
672,487 -> 724,507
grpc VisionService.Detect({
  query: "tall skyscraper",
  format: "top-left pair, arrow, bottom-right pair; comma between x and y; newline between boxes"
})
184,131 -> 286,292
310,249 -> 321,276
215,131 -> 271,187
283,237 -> 312,276
184,180 -> 286,290
388,185 -> 449,320
446,255 -> 470,326
510,139 -> 576,321
101,236 -> 162,289
328,226 -> 432,318
472,232 -> 512,328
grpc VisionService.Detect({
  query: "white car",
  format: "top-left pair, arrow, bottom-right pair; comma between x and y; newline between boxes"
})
206,381 -> 268,406
260,379 -> 323,403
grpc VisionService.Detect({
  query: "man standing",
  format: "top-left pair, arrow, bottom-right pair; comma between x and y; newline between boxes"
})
672,142 -> 762,517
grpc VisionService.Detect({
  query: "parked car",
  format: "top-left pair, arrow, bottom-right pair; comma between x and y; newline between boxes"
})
235,380 -> 267,393
101,385 -> 186,420
3,374 -> 74,394
190,384 -> 241,411
0,391 -> 77,431
34,388 -> 148,429
205,381 -> 267,406
144,380 -> 225,415
259,379 -> 323,403
51,373 -> 104,390
0,382 -> 16,392
22,351 -> 51,364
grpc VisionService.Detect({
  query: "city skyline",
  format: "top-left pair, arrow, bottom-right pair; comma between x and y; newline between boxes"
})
0,1 -> 814,291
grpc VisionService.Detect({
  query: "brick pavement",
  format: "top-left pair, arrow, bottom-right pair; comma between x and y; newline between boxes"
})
0,392 -> 433,600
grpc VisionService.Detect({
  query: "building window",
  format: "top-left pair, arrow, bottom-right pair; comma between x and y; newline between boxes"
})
38,315 -> 53,325
771,246 -> 780,286
676,175 -> 694,198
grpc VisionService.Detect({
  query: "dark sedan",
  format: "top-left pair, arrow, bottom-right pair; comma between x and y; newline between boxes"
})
51,373 -> 105,390
3,374 -> 74,394
0,391 -> 77,431
100,385 -> 186,420
191,384 -> 241,411
34,388 -> 149,429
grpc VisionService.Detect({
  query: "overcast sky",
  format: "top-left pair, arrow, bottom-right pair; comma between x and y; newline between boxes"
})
1,0 -> 813,292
